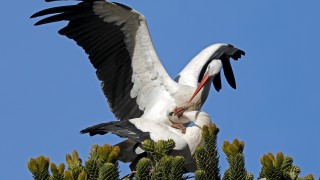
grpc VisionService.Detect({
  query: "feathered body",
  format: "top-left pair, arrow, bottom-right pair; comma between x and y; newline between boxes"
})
31,0 -> 245,125
81,111 -> 212,172
31,0 -> 245,172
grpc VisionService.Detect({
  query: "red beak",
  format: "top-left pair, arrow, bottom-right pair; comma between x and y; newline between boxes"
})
188,74 -> 211,104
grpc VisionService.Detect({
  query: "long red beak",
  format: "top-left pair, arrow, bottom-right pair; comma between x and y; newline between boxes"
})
188,74 -> 211,104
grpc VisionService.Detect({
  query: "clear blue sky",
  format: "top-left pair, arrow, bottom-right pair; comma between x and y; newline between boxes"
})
1,0 -> 319,179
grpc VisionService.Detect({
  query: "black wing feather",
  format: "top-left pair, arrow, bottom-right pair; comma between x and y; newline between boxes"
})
221,54 -> 236,89
31,1 -> 144,120
212,72 -> 222,92
80,121 -> 150,142
199,44 -> 245,91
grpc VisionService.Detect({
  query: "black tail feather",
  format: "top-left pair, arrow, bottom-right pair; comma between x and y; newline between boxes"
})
80,122 -> 110,136
80,120 -> 150,141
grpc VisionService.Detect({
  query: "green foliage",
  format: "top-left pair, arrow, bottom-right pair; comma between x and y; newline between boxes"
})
50,163 -> 65,180
195,124 -> 220,180
63,171 -> 73,180
222,139 -> 252,180
169,156 -> 185,180
140,140 -> 185,180
136,158 -> 152,180
85,144 -> 120,180
78,171 -> 87,180
259,152 -> 315,180
147,155 -> 185,180
66,151 -> 83,179
84,157 -> 101,180
195,170 -> 207,180
142,139 -> 175,162
298,174 -> 315,180
151,156 -> 173,179
98,163 -> 118,180
27,145 -> 119,180
28,156 -> 50,180
28,125 -> 317,180
246,173 -> 254,180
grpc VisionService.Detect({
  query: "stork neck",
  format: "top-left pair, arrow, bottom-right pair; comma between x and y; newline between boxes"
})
176,44 -> 222,88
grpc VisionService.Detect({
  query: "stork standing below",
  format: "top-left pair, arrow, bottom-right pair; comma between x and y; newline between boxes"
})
31,0 -> 245,131
81,111 -> 212,172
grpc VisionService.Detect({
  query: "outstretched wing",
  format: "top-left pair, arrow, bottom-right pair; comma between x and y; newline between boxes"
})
31,0 -> 178,120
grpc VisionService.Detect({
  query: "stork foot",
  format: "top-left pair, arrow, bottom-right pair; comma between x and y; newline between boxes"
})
171,123 -> 186,134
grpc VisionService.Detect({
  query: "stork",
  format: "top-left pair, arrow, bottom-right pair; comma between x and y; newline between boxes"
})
80,111 -> 212,172
31,0 -> 245,129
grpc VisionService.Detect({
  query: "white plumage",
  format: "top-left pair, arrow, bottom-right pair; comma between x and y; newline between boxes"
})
80,111 -> 212,172
31,0 -> 245,126
31,0 -> 245,171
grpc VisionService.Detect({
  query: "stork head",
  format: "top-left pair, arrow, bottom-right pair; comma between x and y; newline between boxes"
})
188,60 -> 222,103
205,60 -> 223,78
196,43 -> 245,92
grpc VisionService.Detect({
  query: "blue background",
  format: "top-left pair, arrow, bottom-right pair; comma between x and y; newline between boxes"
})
1,0 -> 319,179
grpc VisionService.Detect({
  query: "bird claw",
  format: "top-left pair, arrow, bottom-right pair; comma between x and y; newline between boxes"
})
171,123 -> 187,134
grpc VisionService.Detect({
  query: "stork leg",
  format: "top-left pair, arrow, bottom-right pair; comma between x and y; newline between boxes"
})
171,123 -> 187,134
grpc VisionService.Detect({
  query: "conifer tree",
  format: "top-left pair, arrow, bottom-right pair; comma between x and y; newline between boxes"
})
27,124 -> 317,179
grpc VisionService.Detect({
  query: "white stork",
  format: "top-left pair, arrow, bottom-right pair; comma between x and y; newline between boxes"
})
31,0 -> 245,129
80,111 -> 212,172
